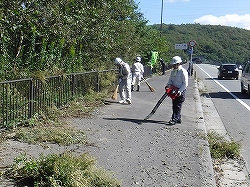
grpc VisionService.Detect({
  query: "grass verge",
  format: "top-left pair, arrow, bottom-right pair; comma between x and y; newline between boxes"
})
207,131 -> 241,159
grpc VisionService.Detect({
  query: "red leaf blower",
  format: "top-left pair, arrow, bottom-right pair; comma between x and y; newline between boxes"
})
143,85 -> 179,120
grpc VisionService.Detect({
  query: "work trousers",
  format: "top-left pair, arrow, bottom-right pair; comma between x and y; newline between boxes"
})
132,72 -> 142,86
171,90 -> 186,122
119,78 -> 132,101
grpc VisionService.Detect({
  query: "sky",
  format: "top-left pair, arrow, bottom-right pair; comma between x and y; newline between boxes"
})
135,0 -> 250,30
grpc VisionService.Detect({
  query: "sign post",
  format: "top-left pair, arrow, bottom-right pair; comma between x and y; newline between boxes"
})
188,40 -> 196,76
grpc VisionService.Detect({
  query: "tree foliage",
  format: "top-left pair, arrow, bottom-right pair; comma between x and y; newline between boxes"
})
0,0 -> 169,80
152,23 -> 250,65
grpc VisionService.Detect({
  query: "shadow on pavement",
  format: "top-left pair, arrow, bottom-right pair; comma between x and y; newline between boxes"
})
103,117 -> 175,126
201,92 -> 248,100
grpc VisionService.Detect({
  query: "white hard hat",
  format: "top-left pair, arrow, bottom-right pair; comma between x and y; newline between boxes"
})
171,56 -> 182,65
115,57 -> 122,64
136,56 -> 141,62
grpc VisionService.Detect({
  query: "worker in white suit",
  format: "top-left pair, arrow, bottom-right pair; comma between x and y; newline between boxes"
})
115,57 -> 132,104
131,56 -> 144,92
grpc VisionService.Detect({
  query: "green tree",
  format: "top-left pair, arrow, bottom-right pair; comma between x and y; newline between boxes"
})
0,0 -> 169,80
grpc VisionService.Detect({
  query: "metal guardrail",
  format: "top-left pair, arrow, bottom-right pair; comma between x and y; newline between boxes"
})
0,66 -> 153,128
0,69 -> 118,128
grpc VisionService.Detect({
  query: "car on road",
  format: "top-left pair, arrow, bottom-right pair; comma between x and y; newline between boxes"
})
241,62 -> 250,97
217,64 -> 239,80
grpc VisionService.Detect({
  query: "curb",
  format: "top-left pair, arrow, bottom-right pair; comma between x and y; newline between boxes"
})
194,79 -> 217,187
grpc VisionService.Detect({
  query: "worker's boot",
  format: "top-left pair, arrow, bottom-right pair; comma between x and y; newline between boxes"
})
131,85 -> 134,92
136,85 -> 140,92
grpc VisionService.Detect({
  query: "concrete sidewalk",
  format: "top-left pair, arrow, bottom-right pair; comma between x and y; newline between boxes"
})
71,73 -> 217,186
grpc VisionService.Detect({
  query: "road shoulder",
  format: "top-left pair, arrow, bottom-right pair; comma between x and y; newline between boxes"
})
197,79 -> 249,187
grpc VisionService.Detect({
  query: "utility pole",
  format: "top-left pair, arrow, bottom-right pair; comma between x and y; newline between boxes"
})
160,0 -> 163,36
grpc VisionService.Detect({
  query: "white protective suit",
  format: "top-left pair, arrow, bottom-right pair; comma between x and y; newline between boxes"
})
132,57 -> 144,91
115,57 -> 132,104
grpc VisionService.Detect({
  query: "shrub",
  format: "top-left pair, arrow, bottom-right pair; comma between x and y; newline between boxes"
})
207,131 -> 241,159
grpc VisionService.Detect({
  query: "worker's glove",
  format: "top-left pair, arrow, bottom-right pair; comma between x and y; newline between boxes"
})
118,78 -> 122,83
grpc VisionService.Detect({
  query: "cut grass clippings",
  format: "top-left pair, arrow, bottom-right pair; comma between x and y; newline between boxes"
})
6,90 -> 108,145
13,124 -> 87,145
2,152 -> 121,187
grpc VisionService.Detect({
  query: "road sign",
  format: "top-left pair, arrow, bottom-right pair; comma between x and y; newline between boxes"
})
189,40 -> 196,47
175,43 -> 188,50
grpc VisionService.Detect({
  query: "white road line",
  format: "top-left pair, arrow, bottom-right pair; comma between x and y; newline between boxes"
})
196,65 -> 250,112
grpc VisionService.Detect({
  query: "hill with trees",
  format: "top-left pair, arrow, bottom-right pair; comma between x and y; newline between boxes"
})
2,0 -> 250,81
151,23 -> 250,65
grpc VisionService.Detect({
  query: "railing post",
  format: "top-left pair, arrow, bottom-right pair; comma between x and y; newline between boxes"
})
96,71 -> 100,92
71,74 -> 76,97
28,79 -> 34,118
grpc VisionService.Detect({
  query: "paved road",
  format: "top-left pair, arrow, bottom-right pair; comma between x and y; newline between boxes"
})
71,73 -> 217,187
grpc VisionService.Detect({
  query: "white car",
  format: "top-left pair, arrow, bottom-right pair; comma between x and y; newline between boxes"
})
241,62 -> 250,97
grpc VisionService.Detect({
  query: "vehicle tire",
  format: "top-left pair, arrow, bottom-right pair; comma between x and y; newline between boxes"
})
241,83 -> 247,94
236,76 -> 238,80
248,85 -> 250,98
